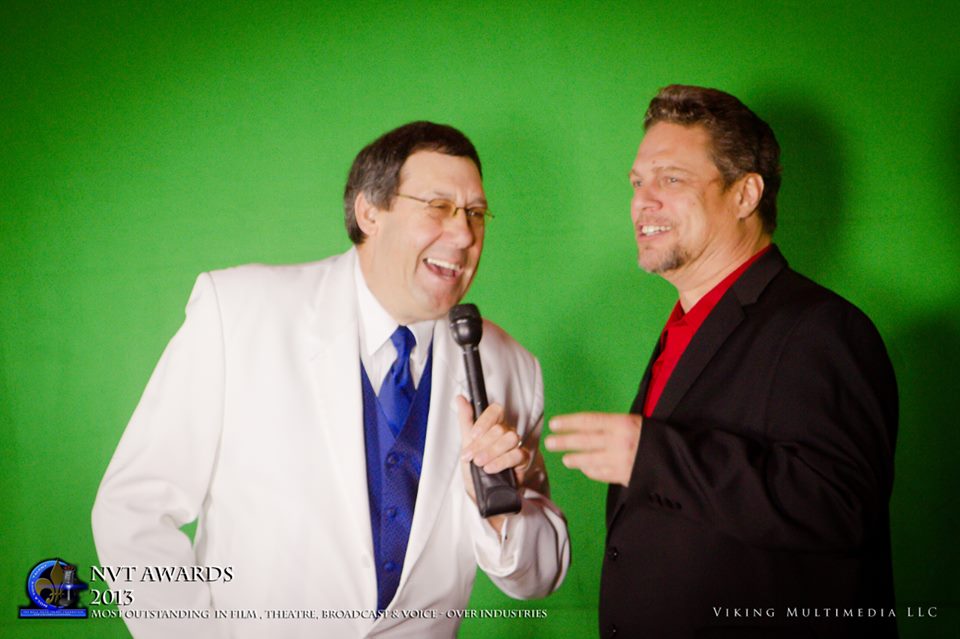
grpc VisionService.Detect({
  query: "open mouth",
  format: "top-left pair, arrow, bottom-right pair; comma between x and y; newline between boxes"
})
639,224 -> 671,237
423,257 -> 463,279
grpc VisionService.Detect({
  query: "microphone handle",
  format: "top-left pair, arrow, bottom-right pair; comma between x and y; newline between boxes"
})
461,345 -> 522,517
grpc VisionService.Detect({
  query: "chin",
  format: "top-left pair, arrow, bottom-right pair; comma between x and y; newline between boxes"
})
639,248 -> 686,274
411,297 -> 461,322
637,254 -> 661,274
427,287 -> 468,314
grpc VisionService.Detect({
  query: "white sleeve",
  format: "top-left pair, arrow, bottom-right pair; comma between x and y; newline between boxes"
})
467,358 -> 571,599
91,273 -> 226,638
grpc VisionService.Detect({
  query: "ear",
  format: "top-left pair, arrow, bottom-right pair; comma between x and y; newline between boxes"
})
354,191 -> 380,238
734,173 -> 764,220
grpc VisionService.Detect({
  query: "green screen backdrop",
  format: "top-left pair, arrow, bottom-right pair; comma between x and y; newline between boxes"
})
2,2 -> 958,637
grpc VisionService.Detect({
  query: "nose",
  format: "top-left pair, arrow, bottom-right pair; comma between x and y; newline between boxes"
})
443,208 -> 478,248
631,182 -> 661,221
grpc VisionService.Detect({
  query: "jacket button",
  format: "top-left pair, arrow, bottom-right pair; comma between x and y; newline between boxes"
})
607,625 -> 618,637
607,546 -> 619,561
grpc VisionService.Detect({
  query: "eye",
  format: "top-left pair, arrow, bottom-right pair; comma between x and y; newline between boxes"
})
630,178 -> 642,189
427,199 -> 455,215
465,209 -> 490,225
663,175 -> 682,185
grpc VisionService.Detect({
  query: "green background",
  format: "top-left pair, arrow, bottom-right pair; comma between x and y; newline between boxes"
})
2,1 -> 958,637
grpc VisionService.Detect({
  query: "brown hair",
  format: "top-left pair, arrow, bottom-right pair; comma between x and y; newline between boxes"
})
644,85 -> 781,234
343,121 -> 482,244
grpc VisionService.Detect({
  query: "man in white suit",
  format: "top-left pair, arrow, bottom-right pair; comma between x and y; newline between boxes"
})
92,121 -> 569,638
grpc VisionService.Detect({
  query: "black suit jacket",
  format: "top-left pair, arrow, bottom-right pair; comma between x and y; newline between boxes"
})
600,246 -> 898,639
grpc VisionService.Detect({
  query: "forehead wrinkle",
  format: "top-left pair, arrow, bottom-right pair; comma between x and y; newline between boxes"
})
657,164 -> 697,174
399,152 -> 486,206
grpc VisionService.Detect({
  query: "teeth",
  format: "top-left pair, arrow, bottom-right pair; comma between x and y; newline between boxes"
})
640,225 -> 671,236
425,258 -> 462,272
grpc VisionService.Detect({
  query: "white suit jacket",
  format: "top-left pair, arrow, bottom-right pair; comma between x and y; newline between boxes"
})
92,248 -> 569,638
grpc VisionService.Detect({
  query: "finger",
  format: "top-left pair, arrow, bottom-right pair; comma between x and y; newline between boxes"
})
549,412 -> 620,434
562,448 -> 636,485
462,404 -> 509,462
456,395 -> 475,445
560,452 -> 616,483
472,429 -> 522,468
469,403 -> 505,442
482,446 -> 529,475
465,418 -> 518,464
560,451 -> 601,470
544,432 -> 607,453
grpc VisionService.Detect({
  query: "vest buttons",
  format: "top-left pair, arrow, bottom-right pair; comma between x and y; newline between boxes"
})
386,507 -> 398,520
386,452 -> 400,467
384,561 -> 398,573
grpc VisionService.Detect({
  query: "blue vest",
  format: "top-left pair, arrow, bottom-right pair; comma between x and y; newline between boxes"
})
360,347 -> 432,612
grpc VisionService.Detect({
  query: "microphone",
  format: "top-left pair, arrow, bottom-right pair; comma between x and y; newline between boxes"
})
449,303 -> 522,518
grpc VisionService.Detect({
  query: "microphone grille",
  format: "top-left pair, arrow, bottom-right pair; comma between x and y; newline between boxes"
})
448,303 -> 483,346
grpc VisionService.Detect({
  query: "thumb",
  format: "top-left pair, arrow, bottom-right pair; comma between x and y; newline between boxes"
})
456,395 -> 475,447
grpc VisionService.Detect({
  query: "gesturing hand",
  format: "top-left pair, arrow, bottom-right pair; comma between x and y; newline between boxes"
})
545,413 -> 642,486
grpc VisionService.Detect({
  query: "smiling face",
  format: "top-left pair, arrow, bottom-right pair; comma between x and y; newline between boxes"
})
630,122 -> 766,294
355,151 -> 486,324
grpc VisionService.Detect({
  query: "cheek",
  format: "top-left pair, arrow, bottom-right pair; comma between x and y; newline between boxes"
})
469,236 -> 484,263
629,194 -> 644,219
406,224 -> 445,258
406,242 -> 426,266
674,196 -> 711,229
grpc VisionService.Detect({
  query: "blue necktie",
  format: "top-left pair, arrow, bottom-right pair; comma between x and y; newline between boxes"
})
379,326 -> 416,436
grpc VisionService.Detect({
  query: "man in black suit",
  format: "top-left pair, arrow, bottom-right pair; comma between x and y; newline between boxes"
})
546,85 -> 898,638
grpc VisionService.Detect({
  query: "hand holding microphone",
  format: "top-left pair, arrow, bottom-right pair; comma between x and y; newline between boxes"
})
449,304 -> 524,518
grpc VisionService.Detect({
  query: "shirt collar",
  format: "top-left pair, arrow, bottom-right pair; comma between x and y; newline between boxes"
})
666,245 -> 772,331
353,258 -> 434,363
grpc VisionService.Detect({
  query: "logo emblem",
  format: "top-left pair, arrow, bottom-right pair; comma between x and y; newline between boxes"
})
19,558 -> 88,618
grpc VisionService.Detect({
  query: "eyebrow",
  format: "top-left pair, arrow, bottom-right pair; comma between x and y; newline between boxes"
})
629,165 -> 696,178
424,190 -> 488,207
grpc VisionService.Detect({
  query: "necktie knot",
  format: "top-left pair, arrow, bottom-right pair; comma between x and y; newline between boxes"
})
390,326 -> 416,362
379,326 -> 417,437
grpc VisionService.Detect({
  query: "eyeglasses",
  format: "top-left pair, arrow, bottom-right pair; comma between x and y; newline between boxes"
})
395,193 -> 493,229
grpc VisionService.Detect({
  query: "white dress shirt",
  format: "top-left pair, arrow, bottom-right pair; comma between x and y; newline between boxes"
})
354,259 -> 434,394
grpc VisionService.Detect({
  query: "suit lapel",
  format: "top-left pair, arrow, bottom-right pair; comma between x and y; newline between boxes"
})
651,246 -> 787,420
610,306 -> 746,528
632,343 -> 660,415
608,246 -> 788,530
304,250 -> 377,604
394,319 -> 465,597
608,341 -> 660,528
650,296 -> 746,419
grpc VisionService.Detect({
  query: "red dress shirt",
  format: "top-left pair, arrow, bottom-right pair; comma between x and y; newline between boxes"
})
643,246 -> 771,417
